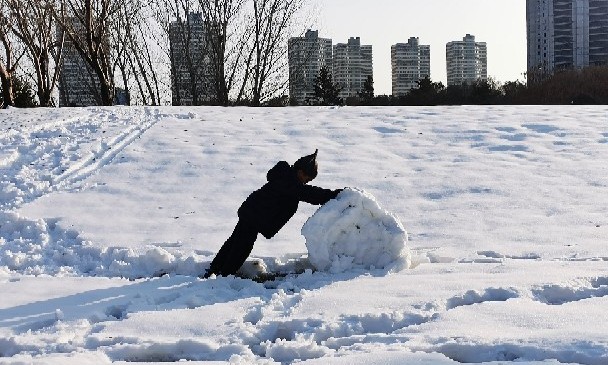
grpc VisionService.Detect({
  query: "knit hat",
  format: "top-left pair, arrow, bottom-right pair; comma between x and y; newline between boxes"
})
293,149 -> 318,179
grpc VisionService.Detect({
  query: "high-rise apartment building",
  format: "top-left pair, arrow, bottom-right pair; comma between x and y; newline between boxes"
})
288,30 -> 333,105
333,37 -> 373,100
57,19 -> 105,107
169,12 -> 215,106
391,37 -> 430,96
527,0 -> 608,78
446,34 -> 487,86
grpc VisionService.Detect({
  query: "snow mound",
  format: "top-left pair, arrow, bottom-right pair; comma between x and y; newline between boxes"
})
0,211 -> 208,278
301,188 -> 410,273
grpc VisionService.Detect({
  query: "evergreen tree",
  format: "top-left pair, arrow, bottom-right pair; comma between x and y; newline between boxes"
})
313,66 -> 343,106
407,76 -> 444,105
501,80 -> 527,104
358,75 -> 374,101
0,76 -> 38,108
470,78 -> 502,105
13,76 -> 38,107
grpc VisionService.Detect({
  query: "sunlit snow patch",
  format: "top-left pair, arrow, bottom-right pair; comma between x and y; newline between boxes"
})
302,188 -> 410,273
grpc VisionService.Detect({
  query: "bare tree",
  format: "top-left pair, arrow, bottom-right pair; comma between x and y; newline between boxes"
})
53,0 -> 121,105
197,0 -> 308,105
111,1 -> 162,105
247,0 -> 304,105
0,16 -> 15,108
198,0 -> 246,105
149,0 -> 188,105
6,0 -> 64,107
152,0 -> 214,105
125,21 -> 163,105
0,2 -> 24,108
153,0 -> 313,106
111,1 -> 133,105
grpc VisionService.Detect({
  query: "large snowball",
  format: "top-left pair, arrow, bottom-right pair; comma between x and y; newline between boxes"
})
301,188 -> 410,273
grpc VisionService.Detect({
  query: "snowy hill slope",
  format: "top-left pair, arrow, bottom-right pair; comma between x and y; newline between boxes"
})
1,105 -> 607,364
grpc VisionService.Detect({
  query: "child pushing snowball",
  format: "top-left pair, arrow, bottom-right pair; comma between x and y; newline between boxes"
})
205,149 -> 342,277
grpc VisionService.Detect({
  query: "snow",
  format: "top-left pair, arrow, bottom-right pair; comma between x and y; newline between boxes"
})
302,187 -> 410,272
1,105 -> 608,364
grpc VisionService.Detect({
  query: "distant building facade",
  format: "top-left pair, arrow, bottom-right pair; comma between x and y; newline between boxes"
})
333,37 -> 373,100
446,34 -> 487,86
391,37 -> 430,96
57,18 -> 105,107
169,12 -> 215,106
288,30 -> 333,105
527,0 -> 608,79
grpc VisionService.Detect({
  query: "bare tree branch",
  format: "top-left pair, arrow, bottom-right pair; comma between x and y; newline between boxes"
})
247,0 -> 305,105
0,2 -> 19,108
6,0 -> 64,106
53,0 -> 120,105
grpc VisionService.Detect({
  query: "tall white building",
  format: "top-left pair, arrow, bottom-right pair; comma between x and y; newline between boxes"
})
527,0 -> 608,79
446,34 -> 487,86
333,37 -> 373,100
391,37 -> 430,96
169,12 -> 216,106
288,30 -> 333,105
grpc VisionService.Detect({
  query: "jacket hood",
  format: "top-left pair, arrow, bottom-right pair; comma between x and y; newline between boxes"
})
266,161 -> 294,182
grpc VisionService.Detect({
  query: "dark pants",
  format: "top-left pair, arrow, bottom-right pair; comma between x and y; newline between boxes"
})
208,219 -> 258,276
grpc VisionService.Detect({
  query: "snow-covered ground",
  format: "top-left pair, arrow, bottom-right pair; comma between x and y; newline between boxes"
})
0,105 -> 607,364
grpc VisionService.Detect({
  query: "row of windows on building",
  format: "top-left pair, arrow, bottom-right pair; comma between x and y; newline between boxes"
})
527,0 -> 608,77
288,30 -> 488,105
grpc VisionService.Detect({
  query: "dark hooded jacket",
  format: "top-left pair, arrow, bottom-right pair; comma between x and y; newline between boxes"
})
237,161 -> 339,239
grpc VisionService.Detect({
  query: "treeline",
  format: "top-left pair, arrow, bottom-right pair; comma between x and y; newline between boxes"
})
306,65 -> 608,107
5,65 -> 608,107
0,0 -> 311,108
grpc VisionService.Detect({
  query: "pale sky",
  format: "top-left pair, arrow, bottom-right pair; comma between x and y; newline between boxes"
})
315,0 -> 527,95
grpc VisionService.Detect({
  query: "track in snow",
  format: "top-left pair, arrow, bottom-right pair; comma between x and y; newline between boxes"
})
0,107 -> 160,210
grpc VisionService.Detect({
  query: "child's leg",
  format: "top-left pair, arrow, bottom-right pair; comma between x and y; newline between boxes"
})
208,220 -> 258,276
